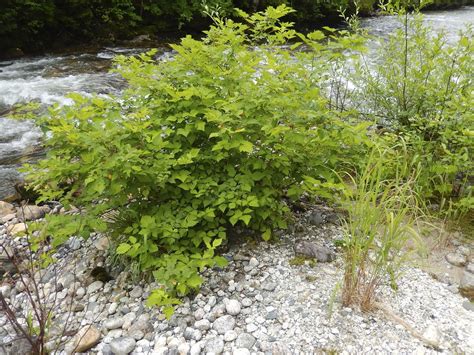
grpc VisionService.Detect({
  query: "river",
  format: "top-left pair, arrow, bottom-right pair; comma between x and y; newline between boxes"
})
0,7 -> 473,200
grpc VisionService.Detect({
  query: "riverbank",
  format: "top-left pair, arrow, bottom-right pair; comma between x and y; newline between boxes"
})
1,1 -> 473,61
1,202 -> 473,354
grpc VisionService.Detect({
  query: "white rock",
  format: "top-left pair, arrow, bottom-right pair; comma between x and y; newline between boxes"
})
190,343 -> 202,355
225,299 -> 241,316
445,252 -> 467,267
224,330 -> 238,342
195,319 -> 211,331
246,323 -> 258,333
241,298 -> 252,307
422,324 -> 442,347
248,257 -> 259,268
109,337 -> 136,354
233,349 -> 251,355
194,308 -> 205,320
178,342 -> 190,355
104,317 -> 125,330
204,336 -> 224,354
86,280 -> 104,294
108,302 -> 118,315
213,315 -> 236,334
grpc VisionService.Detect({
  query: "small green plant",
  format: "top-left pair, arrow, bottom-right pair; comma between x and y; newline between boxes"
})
341,143 -> 422,311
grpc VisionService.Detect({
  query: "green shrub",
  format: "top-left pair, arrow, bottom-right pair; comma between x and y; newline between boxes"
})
25,5 -> 370,315
352,10 -> 473,211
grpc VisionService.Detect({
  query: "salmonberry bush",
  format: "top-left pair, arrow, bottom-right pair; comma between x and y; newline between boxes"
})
25,5 -> 370,315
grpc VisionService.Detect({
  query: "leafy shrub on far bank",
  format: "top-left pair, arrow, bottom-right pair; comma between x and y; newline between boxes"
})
353,10 -> 473,212
24,5 -> 371,315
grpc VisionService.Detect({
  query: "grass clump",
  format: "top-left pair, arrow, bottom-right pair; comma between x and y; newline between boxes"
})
341,144 -> 422,311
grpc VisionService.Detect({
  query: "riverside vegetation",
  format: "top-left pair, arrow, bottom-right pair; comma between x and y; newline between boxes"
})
0,0 -> 471,56
3,0 -> 474,339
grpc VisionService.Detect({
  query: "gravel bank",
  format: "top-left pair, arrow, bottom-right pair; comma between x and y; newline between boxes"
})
1,205 -> 473,355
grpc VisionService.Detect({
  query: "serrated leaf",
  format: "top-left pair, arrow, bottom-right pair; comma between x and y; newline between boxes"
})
163,306 -> 175,319
239,141 -> 253,153
187,274 -> 202,288
116,243 -> 131,254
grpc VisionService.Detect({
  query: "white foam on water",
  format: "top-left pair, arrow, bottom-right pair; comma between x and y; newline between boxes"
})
0,73 -> 121,107
0,118 -> 42,159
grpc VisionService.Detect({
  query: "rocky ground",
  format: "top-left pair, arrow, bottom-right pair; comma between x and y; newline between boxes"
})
1,201 -> 473,355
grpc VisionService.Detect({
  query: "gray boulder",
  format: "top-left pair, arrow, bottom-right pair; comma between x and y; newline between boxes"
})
293,241 -> 335,262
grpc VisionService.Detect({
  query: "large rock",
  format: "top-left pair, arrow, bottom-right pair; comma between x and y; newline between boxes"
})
293,241 -> 335,262
70,325 -> 101,353
459,270 -> 474,301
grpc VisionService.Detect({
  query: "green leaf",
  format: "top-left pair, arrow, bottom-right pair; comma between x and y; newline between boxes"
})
239,141 -> 253,153
262,229 -> 271,241
116,243 -> 131,254
240,215 -> 251,225
187,274 -> 202,288
163,306 -> 175,319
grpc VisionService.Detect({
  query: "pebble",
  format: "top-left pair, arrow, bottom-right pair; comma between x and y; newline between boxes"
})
1,209 -> 473,355
422,324 -> 442,347
104,317 -> 124,330
204,336 -> 224,353
213,315 -> 236,334
86,280 -> 104,294
109,337 -> 136,354
129,286 -> 143,299
445,252 -> 467,267
225,299 -> 241,315
224,330 -> 238,342
235,333 -> 256,349
195,319 -> 211,331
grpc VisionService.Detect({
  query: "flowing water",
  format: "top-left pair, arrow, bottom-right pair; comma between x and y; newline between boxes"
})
0,7 -> 473,200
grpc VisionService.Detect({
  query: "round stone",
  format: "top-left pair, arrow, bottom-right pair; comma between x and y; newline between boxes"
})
224,330 -> 238,342
204,336 -> 224,354
213,315 -> 236,334
225,299 -> 241,316
104,317 -> 124,330
235,333 -> 256,349
194,319 -> 211,331
109,337 -> 136,355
